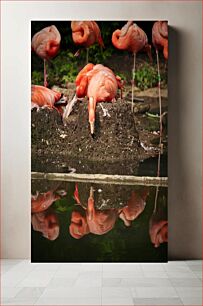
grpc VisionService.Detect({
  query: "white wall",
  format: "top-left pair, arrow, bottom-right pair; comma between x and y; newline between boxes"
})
1,1 -> 202,259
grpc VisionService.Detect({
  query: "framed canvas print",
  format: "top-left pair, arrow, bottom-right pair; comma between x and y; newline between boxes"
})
31,20 -> 168,263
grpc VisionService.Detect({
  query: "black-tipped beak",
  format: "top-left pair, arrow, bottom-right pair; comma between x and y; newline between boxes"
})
90,122 -> 95,136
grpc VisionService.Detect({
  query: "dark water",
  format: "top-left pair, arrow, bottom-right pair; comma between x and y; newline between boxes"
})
31,179 -> 167,263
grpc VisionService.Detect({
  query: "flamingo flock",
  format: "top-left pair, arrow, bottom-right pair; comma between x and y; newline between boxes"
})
31,21 -> 168,135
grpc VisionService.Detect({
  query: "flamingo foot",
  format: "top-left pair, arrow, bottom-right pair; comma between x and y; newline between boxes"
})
100,103 -> 111,118
63,94 -> 79,124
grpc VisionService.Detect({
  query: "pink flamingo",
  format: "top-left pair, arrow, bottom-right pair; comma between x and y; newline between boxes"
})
112,21 -> 152,112
31,25 -> 61,87
64,63 -> 122,135
31,85 -> 66,113
71,21 -> 104,63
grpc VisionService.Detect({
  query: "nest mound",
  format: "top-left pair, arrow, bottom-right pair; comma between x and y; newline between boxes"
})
31,99 -> 142,175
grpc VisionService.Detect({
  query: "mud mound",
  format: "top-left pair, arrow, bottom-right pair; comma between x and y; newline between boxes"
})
32,100 -> 141,174
77,182 -> 134,210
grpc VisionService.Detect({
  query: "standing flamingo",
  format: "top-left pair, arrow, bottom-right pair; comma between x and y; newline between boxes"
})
71,21 -> 104,63
152,21 -> 168,60
152,21 -> 168,177
31,25 -> 61,87
31,85 -> 67,113
112,21 -> 152,112
65,63 -> 122,135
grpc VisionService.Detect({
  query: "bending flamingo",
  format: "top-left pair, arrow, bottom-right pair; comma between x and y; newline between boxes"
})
112,21 -> 152,112
71,21 -> 104,63
31,85 -> 67,113
65,63 -> 122,135
69,186 -> 118,238
31,25 -> 61,87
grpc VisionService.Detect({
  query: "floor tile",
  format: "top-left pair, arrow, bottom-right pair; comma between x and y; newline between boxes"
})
32,263 -> 59,272
141,264 -> 166,272
175,287 -> 202,298
35,297 -> 102,305
166,271 -> 197,279
189,264 -> 202,272
1,259 -> 202,306
41,287 -> 101,298
133,297 -> 183,305
143,271 -> 168,278
1,265 -> 15,274
74,277 -> 102,287
47,277 -> 76,288
17,270 -> 56,287
193,271 -> 202,279
81,263 -> 102,272
102,287 -> 132,298
170,277 -> 202,287
15,287 -> 45,298
2,287 -> 22,299
103,270 -> 143,278
123,277 -> 172,287
186,260 -> 202,266
102,264 -> 142,273
102,297 -> 133,305
102,278 -> 122,287
164,265 -> 192,272
180,296 -> 202,305
134,286 -> 178,298
3,296 -> 38,305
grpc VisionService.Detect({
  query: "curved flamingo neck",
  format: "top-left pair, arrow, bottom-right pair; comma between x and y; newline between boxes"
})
112,30 -> 128,50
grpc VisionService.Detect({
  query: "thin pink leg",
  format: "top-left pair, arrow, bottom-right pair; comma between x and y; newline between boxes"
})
44,59 -> 48,87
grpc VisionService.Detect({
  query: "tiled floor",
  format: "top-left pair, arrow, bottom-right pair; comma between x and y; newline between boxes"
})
1,260 -> 202,305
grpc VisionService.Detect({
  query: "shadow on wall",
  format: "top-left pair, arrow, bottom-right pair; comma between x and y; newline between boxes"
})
168,27 -> 202,259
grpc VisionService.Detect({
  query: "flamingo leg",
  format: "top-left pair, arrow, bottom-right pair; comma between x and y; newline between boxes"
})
156,49 -> 163,177
86,48 -> 89,64
131,52 -> 136,112
44,59 -> 48,87
153,186 -> 159,214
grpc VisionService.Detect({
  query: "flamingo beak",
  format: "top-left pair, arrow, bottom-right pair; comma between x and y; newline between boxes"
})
90,121 -> 95,135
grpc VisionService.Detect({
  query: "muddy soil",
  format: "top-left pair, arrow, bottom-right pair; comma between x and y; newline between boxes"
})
31,85 -> 167,175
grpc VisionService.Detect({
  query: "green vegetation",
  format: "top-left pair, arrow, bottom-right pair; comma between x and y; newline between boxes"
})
134,63 -> 167,90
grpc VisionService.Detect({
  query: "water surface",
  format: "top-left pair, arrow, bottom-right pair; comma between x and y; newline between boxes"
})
31,179 -> 167,262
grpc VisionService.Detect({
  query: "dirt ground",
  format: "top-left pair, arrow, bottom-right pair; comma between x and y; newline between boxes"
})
31,84 -> 167,175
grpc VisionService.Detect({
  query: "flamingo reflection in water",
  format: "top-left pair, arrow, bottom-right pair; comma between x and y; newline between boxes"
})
149,187 -> 168,248
31,188 -> 67,241
118,188 -> 149,227
69,186 -> 118,238
32,210 -> 60,241
69,185 -> 148,239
